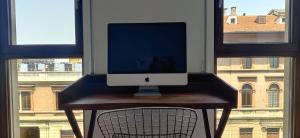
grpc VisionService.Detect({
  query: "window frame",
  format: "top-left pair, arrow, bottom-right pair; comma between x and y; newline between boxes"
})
215,0 -> 300,57
0,0 -> 83,137
0,0 -> 83,59
19,91 -> 32,111
241,84 -> 253,108
268,84 -> 280,108
215,0 -> 300,138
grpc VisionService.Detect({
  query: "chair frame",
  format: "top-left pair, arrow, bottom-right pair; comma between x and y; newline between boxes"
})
97,107 -> 198,138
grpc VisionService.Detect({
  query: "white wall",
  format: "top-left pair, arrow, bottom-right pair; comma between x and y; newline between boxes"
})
83,0 -> 215,137
86,0 -> 207,74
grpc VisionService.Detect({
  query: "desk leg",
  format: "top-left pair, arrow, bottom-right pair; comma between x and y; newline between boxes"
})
214,109 -> 231,138
202,109 -> 211,138
87,110 -> 97,138
65,109 -> 83,138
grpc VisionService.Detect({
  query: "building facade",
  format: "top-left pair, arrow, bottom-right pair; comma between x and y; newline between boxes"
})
17,59 -> 83,138
217,7 -> 286,138
217,58 -> 285,138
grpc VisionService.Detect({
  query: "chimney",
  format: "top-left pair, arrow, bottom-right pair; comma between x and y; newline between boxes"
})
231,7 -> 237,16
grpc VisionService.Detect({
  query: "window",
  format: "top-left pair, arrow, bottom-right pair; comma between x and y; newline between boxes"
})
45,63 -> 55,71
64,63 -> 73,71
215,0 -> 300,137
20,91 -> 31,111
268,84 -> 280,107
60,130 -> 74,138
217,58 -> 288,137
257,16 -> 267,24
267,128 -> 280,138
221,0 -> 289,43
13,0 -> 76,45
0,0 -> 83,137
231,18 -> 236,24
20,127 -> 40,138
241,84 -> 253,108
27,63 -> 37,71
242,58 -> 252,69
240,128 -> 253,138
16,59 -> 83,137
270,57 -> 279,68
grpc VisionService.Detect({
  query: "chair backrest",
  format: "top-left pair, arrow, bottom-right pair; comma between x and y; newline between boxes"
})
97,107 -> 198,138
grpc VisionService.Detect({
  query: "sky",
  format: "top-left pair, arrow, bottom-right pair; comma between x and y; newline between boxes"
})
15,0 -> 76,44
14,0 -> 286,44
224,0 -> 286,15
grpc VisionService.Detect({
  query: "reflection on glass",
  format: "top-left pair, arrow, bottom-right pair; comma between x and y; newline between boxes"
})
223,0 -> 288,43
16,58 -> 82,138
217,57 -> 287,138
13,0 -> 76,45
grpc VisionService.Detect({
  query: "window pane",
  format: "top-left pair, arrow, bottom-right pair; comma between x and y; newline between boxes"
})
270,57 -> 279,68
12,0 -> 76,45
61,130 -> 74,138
20,92 -> 31,110
223,0 -> 288,43
217,57 -> 289,138
20,127 -> 40,138
14,58 -> 83,138
242,58 -> 252,69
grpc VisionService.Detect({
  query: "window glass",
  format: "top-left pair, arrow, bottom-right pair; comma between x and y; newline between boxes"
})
12,0 -> 76,45
223,0 -> 288,43
242,58 -> 252,69
241,84 -> 252,107
20,92 -> 31,111
217,57 -> 289,138
14,58 -> 83,138
268,84 -> 280,107
60,130 -> 74,138
240,128 -> 253,138
270,57 -> 279,68
20,127 -> 39,138
267,128 -> 280,138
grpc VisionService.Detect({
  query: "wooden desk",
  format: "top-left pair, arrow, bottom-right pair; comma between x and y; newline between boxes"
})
58,74 -> 237,138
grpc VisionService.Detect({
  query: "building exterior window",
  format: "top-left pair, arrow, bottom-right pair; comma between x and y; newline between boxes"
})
270,57 -> 279,68
240,128 -> 253,138
45,63 -> 55,71
28,63 -> 37,71
268,84 -> 280,107
241,84 -> 253,108
267,128 -> 280,138
242,58 -> 252,69
20,127 -> 40,138
230,18 -> 236,24
20,92 -> 32,111
60,130 -> 74,138
64,63 -> 73,71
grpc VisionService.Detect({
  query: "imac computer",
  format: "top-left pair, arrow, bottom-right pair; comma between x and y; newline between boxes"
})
107,22 -> 187,96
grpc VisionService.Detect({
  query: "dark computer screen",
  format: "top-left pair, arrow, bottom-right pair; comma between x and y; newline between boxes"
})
108,22 -> 187,74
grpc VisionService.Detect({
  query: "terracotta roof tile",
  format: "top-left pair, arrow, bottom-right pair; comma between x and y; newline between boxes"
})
224,15 -> 285,33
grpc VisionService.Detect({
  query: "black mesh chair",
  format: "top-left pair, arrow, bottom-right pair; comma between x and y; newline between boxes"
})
97,107 -> 198,138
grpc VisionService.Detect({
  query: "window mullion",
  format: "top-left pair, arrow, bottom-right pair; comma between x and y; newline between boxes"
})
0,59 -> 11,138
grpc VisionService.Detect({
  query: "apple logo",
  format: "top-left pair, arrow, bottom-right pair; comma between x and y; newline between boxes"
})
145,77 -> 150,82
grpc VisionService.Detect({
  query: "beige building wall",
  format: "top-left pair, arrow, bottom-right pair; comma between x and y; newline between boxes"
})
18,70 -> 83,138
217,57 -> 284,138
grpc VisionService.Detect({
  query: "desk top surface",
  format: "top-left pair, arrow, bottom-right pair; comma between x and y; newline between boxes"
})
58,74 -> 237,110
63,92 -> 233,110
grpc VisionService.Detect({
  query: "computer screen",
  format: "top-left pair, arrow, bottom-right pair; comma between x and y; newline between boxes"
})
108,22 -> 187,74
